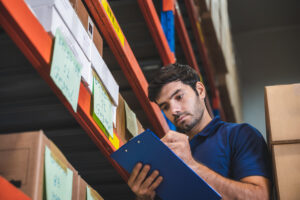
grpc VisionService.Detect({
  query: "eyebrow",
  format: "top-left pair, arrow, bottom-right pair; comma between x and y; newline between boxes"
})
158,89 -> 181,108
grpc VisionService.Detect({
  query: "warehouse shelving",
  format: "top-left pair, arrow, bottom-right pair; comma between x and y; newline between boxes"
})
0,0 -> 128,181
0,0 -> 235,198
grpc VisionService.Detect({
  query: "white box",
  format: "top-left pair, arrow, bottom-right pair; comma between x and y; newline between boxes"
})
26,0 -> 91,61
205,0 -> 211,10
211,0 -> 221,43
91,43 -> 119,106
33,5 -> 92,88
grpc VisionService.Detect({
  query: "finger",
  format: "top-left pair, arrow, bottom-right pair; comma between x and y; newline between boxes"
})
164,141 -> 182,150
161,132 -> 175,143
128,163 -> 142,187
150,191 -> 156,199
162,131 -> 186,143
149,176 -> 163,191
134,164 -> 151,187
140,170 -> 159,189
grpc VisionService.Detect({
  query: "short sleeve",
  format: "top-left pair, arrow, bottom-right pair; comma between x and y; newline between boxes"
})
231,124 -> 272,180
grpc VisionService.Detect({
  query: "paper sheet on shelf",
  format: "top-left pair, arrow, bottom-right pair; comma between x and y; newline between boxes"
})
124,102 -> 138,137
33,5 -> 92,89
50,29 -> 82,112
44,146 -> 73,200
92,76 -> 114,138
86,186 -> 103,200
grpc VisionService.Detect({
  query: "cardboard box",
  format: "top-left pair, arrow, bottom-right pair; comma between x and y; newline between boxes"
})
0,131 -> 78,200
116,94 -> 145,142
211,0 -> 221,43
26,0 -> 92,60
265,83 -> 300,143
194,0 -> 210,15
272,143 -> 300,200
69,0 -> 103,56
77,176 -> 104,200
91,42 -> 119,106
137,118 -> 145,135
32,4 -> 92,89
116,94 -> 126,142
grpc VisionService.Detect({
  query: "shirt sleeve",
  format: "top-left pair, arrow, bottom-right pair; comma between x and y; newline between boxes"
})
230,124 -> 272,180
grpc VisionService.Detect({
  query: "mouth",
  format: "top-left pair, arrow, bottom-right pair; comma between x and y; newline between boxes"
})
176,114 -> 187,124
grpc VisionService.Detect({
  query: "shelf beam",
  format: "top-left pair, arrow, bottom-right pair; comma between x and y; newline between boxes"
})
0,176 -> 31,200
174,2 -> 200,75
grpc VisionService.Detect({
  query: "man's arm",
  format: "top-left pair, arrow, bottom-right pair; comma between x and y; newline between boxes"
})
189,159 -> 271,200
162,130 -> 271,200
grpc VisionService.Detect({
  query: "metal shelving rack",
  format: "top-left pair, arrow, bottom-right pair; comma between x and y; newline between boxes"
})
0,0 -> 229,197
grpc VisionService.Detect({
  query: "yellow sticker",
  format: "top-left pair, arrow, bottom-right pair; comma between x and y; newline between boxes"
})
109,132 -> 120,150
196,21 -> 205,44
199,74 -> 204,83
101,0 -> 125,46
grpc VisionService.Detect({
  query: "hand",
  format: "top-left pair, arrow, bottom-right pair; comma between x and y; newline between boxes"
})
128,163 -> 163,200
161,130 -> 197,167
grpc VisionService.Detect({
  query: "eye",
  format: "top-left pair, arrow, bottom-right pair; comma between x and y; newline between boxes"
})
176,94 -> 183,101
162,105 -> 169,111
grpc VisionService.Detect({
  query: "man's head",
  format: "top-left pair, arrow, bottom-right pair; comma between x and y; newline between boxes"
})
148,63 -> 208,134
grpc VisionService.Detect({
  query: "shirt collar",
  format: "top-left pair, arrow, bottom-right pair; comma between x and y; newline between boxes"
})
192,116 -> 223,138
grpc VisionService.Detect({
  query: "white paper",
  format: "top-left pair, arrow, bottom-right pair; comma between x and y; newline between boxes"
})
112,105 -> 117,128
33,5 -> 91,87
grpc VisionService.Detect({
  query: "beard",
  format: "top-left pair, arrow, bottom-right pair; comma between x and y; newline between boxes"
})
175,100 -> 205,133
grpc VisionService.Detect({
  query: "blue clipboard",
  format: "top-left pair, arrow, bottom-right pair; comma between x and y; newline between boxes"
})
111,129 -> 221,200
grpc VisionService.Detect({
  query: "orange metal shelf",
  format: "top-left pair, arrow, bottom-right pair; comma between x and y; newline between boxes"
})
84,0 -> 169,138
0,0 -> 128,180
0,176 -> 31,200
137,0 -> 176,66
174,2 -> 201,76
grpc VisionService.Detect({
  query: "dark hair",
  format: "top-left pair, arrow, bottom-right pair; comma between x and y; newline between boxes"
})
148,63 -> 200,102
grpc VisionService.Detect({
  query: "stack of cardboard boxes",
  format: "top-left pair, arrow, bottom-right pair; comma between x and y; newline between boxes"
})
0,130 -> 104,200
265,83 -> 300,200
24,0 -> 144,145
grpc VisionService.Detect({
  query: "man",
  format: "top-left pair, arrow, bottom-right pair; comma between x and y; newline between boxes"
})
128,63 -> 272,200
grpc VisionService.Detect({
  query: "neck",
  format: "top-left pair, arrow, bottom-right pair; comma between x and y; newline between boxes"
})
187,109 -> 212,140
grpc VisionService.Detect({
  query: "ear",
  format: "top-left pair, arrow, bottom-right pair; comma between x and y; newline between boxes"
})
195,81 -> 206,100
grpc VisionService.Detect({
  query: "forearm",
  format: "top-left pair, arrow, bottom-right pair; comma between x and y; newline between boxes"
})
190,161 -> 269,200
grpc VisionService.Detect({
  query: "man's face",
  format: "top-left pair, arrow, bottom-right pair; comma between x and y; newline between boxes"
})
156,81 -> 205,133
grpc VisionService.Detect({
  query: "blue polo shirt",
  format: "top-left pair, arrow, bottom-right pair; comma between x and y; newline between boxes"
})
189,117 -> 272,180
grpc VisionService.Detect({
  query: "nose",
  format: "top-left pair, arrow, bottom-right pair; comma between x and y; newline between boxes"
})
170,102 -> 181,117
